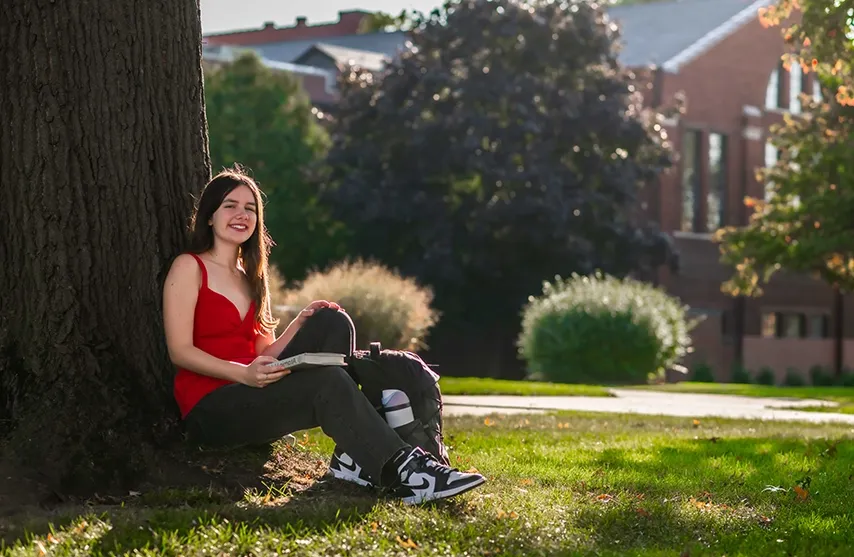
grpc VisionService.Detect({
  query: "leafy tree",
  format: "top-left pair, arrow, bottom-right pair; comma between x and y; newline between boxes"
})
205,52 -> 345,281
357,9 -> 421,33
323,0 -> 676,373
717,0 -> 854,296
0,1 -> 208,491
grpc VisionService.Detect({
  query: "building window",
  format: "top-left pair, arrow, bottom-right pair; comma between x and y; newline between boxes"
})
782,313 -> 805,338
761,312 -> 778,338
761,311 -> 829,339
707,133 -> 727,230
680,130 -> 702,232
789,62 -> 802,114
765,66 -> 780,109
813,78 -> 822,103
808,314 -> 830,338
764,142 -> 779,201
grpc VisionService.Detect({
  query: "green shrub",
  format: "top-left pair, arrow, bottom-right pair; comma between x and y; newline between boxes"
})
274,259 -> 439,351
783,368 -> 806,387
809,365 -> 835,386
756,367 -> 776,385
691,362 -> 715,383
517,272 -> 696,384
731,363 -> 752,384
838,369 -> 854,387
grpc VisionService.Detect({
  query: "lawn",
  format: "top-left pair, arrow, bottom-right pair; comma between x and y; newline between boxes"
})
439,376 -> 612,397
3,412 -> 853,555
631,382 -> 854,414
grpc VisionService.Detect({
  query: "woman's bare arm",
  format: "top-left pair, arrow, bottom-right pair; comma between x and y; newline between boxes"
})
163,254 -> 253,383
256,313 -> 303,358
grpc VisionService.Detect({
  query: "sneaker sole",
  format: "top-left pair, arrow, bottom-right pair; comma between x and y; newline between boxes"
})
329,467 -> 374,487
400,476 -> 486,505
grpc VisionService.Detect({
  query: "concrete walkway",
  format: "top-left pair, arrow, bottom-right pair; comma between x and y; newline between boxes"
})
443,389 -> 854,425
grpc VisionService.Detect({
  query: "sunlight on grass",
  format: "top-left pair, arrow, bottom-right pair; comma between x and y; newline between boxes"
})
3,412 -> 854,555
438,376 -> 612,397
631,382 -> 854,414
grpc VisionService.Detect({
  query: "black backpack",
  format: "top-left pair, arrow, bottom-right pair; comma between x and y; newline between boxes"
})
346,342 -> 450,466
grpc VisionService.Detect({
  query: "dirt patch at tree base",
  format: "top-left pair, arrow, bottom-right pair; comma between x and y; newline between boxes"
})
0,440 -> 336,544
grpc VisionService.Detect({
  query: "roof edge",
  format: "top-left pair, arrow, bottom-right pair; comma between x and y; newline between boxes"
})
661,0 -> 775,73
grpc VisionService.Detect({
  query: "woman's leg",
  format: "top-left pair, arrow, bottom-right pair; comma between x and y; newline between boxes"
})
274,308 -> 374,481
277,307 -> 355,359
184,365 -> 408,483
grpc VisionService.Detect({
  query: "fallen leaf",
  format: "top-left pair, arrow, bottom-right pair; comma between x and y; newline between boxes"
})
692,419 -> 701,428
596,494 -> 613,503
520,479 -> 533,486
47,534 -> 58,544
396,535 -> 418,549
759,515 -> 773,525
370,521 -> 379,533
497,509 -> 520,519
793,485 -> 809,501
484,418 -> 495,427
636,507 -> 650,517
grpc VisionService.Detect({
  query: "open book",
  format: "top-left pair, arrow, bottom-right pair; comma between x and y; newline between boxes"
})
266,352 -> 347,370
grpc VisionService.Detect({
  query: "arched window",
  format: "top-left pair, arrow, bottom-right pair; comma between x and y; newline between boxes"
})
764,141 -> 779,201
789,62 -> 802,114
765,66 -> 780,109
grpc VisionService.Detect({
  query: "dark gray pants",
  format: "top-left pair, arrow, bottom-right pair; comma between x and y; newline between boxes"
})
184,308 -> 409,481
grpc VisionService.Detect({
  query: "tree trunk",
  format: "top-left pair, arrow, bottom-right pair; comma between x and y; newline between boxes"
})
0,0 -> 210,493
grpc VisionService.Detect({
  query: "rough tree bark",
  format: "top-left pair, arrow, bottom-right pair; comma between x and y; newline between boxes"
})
0,1 -> 210,493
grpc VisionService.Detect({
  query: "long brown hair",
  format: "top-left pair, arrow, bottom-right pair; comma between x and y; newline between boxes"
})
188,166 -> 279,335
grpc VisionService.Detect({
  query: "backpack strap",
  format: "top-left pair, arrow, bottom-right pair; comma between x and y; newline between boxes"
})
370,342 -> 381,359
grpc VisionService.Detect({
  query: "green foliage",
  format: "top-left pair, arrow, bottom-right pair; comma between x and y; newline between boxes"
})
756,367 -> 776,386
717,1 -> 854,296
731,363 -> 752,384
204,51 -> 345,281
518,273 -> 695,384
838,370 -> 854,387
357,9 -> 421,33
691,362 -> 715,383
277,260 -> 438,351
810,365 -> 836,386
784,368 -> 807,387
324,0 -> 677,332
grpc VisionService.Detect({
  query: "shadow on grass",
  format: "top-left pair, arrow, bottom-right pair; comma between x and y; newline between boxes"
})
0,437 -> 380,552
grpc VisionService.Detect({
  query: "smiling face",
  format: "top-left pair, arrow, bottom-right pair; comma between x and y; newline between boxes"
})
209,185 -> 258,247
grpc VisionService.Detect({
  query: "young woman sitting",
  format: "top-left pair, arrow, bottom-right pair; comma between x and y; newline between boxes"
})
161,168 -> 485,504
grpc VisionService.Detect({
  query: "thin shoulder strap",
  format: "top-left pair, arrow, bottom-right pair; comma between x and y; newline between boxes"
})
187,253 -> 208,288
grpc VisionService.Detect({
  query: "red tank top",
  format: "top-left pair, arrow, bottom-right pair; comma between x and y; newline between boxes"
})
173,253 -> 259,418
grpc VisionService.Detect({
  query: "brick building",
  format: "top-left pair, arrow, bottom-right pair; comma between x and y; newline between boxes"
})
609,0 -> 841,382
204,0 -> 845,381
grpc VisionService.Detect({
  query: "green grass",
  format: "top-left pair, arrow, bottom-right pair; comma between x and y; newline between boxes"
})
3,412 -> 854,555
630,382 -> 854,414
439,376 -> 612,397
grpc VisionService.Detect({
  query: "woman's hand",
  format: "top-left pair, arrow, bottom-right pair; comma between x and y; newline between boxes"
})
296,299 -> 342,325
242,355 -> 290,388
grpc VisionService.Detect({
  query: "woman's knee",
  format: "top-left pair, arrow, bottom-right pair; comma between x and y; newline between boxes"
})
311,307 -> 354,330
307,308 -> 355,350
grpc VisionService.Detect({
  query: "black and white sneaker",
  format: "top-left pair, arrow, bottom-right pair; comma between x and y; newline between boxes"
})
390,447 -> 486,504
328,449 -> 376,487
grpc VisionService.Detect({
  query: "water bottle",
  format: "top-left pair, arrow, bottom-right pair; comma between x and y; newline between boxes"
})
381,389 -> 415,429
